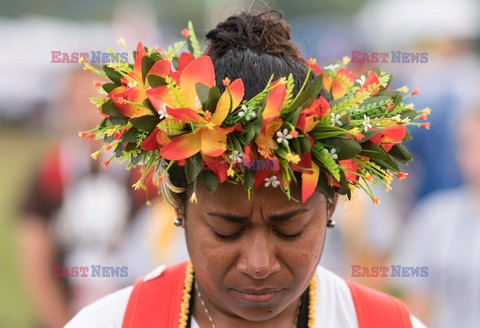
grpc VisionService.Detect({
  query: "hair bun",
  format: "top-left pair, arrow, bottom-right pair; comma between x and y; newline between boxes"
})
206,10 -> 303,61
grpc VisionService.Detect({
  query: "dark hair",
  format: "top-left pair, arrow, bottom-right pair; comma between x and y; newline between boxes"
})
205,10 -> 331,100
167,10 -> 331,209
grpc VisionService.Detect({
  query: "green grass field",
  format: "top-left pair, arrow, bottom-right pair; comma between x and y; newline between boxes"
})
0,124 -> 48,327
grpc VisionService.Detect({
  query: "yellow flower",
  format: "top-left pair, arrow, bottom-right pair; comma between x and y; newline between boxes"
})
342,56 -> 351,65
422,107 -> 431,115
105,128 -> 116,137
227,168 -> 235,177
286,152 -> 301,164
205,122 -> 215,130
189,192 -> 197,203
132,181 -> 146,190
90,150 -> 101,160
117,38 -> 126,47
395,86 -> 409,93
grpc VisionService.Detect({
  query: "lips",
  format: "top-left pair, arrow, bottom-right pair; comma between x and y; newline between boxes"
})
231,287 -> 283,303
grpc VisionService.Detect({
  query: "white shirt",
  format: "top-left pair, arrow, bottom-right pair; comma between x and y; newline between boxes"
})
66,265 -> 425,328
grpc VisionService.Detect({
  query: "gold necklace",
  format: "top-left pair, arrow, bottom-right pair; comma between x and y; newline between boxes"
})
179,262 -> 317,328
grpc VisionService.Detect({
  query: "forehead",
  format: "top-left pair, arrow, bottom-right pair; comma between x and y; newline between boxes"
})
187,178 -> 323,214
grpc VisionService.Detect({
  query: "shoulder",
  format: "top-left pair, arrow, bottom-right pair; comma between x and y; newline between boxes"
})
315,266 -> 426,328
65,264 -> 168,328
65,286 -> 133,328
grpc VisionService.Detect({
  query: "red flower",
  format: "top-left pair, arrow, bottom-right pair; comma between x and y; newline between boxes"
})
369,125 -> 406,152
296,96 -> 330,132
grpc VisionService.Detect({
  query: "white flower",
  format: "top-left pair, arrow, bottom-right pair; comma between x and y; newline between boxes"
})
237,104 -> 256,121
324,148 -> 338,160
276,128 -> 293,146
158,104 -> 169,119
356,75 -> 366,86
227,150 -> 243,164
264,176 -> 280,188
127,81 -> 138,88
331,112 -> 342,126
362,115 -> 372,132
324,63 -> 340,71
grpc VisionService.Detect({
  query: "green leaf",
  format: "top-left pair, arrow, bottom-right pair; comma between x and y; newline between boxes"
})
322,137 -> 362,160
141,56 -> 155,85
299,136 -> 312,153
147,75 -> 167,88
403,128 -> 412,142
205,86 -> 221,114
150,52 -> 163,62
316,172 -> 336,204
125,142 -> 137,152
202,170 -> 219,193
312,142 -> 340,181
143,98 -> 158,116
103,65 -> 122,85
99,118 -> 108,128
102,83 -> 117,93
106,116 -> 129,125
360,141 -> 390,160
389,144 -> 413,164
401,110 -> 417,120
122,127 -> 139,143
115,143 -> 124,157
285,75 -> 323,114
372,157 -> 399,172
292,138 -> 301,154
185,154 -> 203,184
102,98 -> 127,118
130,115 -> 160,132
243,169 -> 256,191
196,83 -> 210,106
310,126 -> 346,139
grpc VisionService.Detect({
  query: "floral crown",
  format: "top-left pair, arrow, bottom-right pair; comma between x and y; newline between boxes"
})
79,21 -> 430,206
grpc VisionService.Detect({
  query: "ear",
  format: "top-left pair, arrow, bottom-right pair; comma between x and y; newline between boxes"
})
327,193 -> 339,220
174,206 -> 186,228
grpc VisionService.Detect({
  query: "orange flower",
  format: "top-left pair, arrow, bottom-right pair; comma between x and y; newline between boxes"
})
181,28 -> 189,38
296,96 -> 330,133
160,79 -> 245,160
421,122 -> 430,129
396,172 -> 408,180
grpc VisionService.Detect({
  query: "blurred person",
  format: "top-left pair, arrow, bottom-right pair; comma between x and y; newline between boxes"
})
16,68 -> 179,328
356,0 -> 480,212
391,107 -> 480,327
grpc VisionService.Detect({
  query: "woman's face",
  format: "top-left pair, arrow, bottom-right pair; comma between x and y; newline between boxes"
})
180,180 -> 335,322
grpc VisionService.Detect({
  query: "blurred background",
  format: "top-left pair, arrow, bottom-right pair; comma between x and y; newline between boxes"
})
1,0 -> 479,327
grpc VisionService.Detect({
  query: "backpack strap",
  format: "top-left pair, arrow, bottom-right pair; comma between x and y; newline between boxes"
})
122,261 -> 189,328
345,280 -> 413,328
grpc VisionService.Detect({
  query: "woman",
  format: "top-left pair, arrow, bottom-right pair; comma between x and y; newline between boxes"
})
67,10 -> 427,327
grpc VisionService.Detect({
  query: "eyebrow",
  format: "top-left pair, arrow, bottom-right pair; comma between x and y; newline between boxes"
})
206,208 -> 310,223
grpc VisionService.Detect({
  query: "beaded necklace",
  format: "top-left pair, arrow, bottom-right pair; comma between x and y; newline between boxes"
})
179,262 -> 317,328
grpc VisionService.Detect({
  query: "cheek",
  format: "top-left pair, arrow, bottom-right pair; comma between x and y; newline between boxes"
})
184,222 -> 234,285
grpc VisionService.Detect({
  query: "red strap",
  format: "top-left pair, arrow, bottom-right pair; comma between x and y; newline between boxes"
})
122,261 -> 189,328
346,280 -> 413,328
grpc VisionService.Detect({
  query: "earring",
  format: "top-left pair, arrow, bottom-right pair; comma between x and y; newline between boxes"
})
327,219 -> 336,229
174,218 -> 183,227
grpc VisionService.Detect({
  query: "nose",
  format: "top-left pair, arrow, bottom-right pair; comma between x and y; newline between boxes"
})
236,229 -> 281,279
